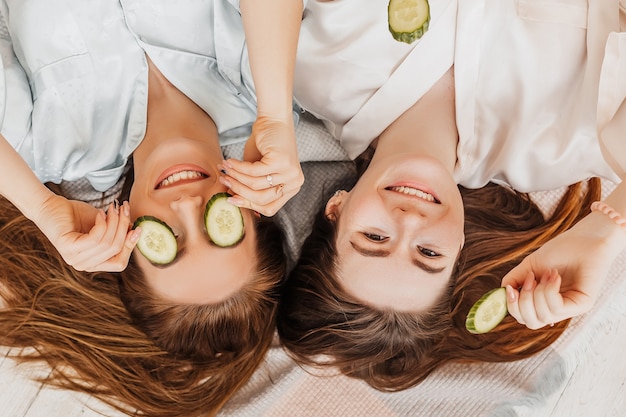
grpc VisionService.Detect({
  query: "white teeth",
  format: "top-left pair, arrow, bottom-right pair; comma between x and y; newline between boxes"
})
389,186 -> 436,202
159,170 -> 205,188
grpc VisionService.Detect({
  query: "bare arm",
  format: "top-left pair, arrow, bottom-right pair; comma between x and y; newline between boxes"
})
502,180 -> 626,329
0,133 -> 139,272
0,133 -> 54,221
240,0 -> 302,120
219,0 -> 305,216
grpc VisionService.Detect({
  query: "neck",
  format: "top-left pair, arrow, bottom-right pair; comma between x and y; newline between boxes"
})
371,68 -> 458,176
133,57 -> 222,168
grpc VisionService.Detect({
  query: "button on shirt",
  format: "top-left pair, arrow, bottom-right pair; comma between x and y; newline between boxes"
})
0,0 -> 263,192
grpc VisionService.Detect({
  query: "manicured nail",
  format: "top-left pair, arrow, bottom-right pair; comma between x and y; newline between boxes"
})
506,285 -> 516,303
223,160 -> 234,169
227,196 -> 244,207
123,201 -> 130,217
219,176 -> 232,188
131,228 -> 142,243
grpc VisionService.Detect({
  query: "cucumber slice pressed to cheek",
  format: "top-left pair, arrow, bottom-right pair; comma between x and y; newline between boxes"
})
132,194 -> 244,265
465,287 -> 509,334
204,192 -> 245,247
133,216 -> 178,265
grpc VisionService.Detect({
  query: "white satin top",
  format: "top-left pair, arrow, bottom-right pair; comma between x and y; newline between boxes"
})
294,0 -> 626,192
0,0 -> 262,191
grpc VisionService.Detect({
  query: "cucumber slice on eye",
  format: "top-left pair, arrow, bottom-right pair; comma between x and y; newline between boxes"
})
133,216 -> 178,265
388,0 -> 430,44
204,192 -> 244,247
465,287 -> 508,334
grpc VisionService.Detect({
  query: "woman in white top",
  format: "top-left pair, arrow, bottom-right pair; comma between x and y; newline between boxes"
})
0,0 -> 303,415
277,0 -> 626,390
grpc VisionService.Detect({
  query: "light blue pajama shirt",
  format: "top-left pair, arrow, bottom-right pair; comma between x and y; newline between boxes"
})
0,0 -> 290,192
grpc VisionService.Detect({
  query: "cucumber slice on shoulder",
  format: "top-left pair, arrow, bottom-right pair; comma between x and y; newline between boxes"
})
465,287 -> 508,334
388,0 -> 430,44
204,193 -> 244,247
133,216 -> 178,265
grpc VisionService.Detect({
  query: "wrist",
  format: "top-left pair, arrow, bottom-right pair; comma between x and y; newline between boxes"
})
21,186 -> 56,225
256,102 -> 295,123
580,205 -> 626,257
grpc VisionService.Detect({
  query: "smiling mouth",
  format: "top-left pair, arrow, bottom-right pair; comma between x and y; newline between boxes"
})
156,170 -> 208,189
386,186 -> 440,204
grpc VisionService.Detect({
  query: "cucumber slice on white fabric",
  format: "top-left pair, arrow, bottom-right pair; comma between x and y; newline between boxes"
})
204,193 -> 244,247
465,287 -> 508,334
388,0 -> 430,44
133,216 -> 178,265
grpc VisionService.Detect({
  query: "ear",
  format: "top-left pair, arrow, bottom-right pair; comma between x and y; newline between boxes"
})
325,190 -> 346,221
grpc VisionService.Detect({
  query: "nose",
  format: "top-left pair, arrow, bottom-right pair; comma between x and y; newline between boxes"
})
392,199 -> 440,227
169,194 -> 204,213
170,195 -> 205,240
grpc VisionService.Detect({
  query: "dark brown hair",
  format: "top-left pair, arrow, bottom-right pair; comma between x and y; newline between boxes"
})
278,175 -> 600,391
0,191 -> 286,416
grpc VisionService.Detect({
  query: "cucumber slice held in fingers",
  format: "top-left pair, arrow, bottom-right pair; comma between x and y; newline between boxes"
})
465,287 -> 509,334
388,0 -> 430,44
133,216 -> 178,265
204,192 -> 244,247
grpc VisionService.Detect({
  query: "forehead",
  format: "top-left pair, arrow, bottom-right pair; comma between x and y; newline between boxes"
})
134,231 -> 257,304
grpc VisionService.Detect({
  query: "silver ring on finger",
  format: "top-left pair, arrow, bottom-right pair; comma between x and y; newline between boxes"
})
266,175 -> 274,187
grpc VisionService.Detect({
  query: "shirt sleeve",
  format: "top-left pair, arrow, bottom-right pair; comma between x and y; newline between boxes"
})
0,6 -> 34,153
597,31 -> 626,181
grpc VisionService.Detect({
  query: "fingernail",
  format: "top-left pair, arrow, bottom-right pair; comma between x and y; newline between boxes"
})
123,201 -> 130,217
506,285 -> 516,303
227,196 -> 244,207
219,176 -> 232,188
131,228 -> 142,243
223,160 -> 234,169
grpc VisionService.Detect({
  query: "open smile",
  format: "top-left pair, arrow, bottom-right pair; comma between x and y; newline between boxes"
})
155,165 -> 209,190
385,185 -> 441,204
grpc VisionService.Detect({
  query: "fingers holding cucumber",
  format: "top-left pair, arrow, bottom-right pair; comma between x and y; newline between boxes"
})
467,269 -> 568,334
506,269 -> 567,330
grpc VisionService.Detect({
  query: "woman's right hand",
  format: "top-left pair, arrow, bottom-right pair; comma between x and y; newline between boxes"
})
35,194 -> 140,272
218,116 -> 304,216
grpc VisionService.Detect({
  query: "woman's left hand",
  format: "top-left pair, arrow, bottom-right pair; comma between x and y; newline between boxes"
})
501,221 -> 615,329
219,116 -> 304,216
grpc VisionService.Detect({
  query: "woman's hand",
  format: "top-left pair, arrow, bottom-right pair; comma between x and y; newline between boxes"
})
219,116 -> 304,216
35,194 -> 140,272
501,218 -> 620,330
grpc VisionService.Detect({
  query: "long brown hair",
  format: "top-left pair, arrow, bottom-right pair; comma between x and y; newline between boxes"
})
0,190 -> 285,416
278,174 -> 600,391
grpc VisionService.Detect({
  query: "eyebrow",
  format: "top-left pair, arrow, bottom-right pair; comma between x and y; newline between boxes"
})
350,241 -> 446,275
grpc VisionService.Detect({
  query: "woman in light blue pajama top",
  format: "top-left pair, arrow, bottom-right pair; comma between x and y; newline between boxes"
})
0,1 -> 303,415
